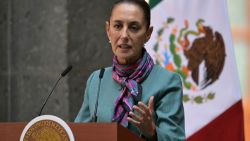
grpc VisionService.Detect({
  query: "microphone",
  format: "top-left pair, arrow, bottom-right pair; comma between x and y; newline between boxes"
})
99,68 -> 105,79
93,68 -> 105,122
61,65 -> 72,77
38,65 -> 73,116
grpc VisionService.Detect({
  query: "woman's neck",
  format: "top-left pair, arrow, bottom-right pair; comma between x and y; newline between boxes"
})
117,49 -> 145,65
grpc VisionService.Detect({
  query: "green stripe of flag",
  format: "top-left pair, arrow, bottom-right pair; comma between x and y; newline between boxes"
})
149,0 -> 162,9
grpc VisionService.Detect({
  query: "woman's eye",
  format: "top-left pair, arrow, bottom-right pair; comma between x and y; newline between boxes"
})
114,24 -> 121,30
130,26 -> 139,32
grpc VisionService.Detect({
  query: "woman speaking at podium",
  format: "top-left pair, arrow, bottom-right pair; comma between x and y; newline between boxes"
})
75,0 -> 185,140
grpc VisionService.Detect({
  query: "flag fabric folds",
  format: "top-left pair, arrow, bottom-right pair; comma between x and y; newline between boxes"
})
146,0 -> 244,140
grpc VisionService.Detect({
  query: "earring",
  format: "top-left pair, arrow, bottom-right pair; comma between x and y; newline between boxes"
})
109,40 -> 111,43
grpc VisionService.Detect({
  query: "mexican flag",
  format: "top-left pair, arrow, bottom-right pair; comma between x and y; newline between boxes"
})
146,0 -> 245,140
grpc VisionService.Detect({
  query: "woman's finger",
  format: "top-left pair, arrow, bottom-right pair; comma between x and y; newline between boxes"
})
137,102 -> 150,116
127,117 -> 140,126
133,105 -> 146,117
148,96 -> 154,114
129,111 -> 142,122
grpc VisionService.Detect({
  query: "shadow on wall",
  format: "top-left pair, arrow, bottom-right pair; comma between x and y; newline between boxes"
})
0,0 -> 114,122
66,0 -> 114,121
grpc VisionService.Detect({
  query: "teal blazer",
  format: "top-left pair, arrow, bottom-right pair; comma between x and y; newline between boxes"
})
75,65 -> 185,141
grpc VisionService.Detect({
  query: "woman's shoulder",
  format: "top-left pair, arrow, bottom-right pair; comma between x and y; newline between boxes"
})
147,64 -> 182,87
85,67 -> 113,87
88,67 -> 113,81
90,67 -> 112,75
152,64 -> 180,78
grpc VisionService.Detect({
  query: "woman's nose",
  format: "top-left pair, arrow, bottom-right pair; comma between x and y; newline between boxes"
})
121,28 -> 129,39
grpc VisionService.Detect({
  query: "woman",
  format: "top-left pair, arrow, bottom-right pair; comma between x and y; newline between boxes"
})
75,0 -> 185,140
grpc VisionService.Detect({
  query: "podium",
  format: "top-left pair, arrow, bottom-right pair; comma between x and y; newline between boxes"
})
0,122 -> 144,141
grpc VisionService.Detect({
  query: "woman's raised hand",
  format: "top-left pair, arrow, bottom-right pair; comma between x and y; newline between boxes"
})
127,96 -> 157,140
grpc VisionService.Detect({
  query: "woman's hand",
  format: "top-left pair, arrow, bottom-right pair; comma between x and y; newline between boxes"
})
127,96 -> 157,140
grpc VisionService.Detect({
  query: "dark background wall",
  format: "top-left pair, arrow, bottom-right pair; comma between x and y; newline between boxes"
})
0,0 -> 9,122
0,0 -> 114,122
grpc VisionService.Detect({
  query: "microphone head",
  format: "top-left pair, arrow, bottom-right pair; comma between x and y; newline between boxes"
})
61,65 -> 72,77
99,68 -> 105,79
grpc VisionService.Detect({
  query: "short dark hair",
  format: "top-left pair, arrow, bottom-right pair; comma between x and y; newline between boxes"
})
109,0 -> 151,29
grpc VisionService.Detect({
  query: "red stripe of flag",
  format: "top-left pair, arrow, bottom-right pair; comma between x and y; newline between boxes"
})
187,100 -> 245,141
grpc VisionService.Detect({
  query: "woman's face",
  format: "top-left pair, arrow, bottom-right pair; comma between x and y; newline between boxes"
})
106,3 -> 153,65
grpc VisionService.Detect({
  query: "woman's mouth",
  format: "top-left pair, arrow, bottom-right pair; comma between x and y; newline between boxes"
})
118,44 -> 131,49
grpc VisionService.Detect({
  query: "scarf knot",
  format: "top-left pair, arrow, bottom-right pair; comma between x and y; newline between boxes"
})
112,50 -> 154,127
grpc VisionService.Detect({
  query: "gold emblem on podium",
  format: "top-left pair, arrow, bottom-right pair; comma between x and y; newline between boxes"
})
20,115 -> 74,141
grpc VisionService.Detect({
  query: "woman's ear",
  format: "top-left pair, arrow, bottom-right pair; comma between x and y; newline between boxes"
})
105,21 -> 111,41
145,26 -> 153,43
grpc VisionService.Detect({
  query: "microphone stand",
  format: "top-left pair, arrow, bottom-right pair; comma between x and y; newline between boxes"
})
38,65 -> 72,116
38,76 -> 62,116
93,68 -> 105,122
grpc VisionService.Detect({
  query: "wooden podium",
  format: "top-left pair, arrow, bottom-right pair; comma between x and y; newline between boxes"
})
0,122 -> 144,141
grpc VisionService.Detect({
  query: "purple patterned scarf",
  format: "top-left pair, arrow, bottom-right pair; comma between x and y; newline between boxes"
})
112,50 -> 154,127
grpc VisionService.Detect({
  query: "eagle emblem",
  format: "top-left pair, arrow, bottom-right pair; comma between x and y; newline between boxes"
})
151,18 -> 226,104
